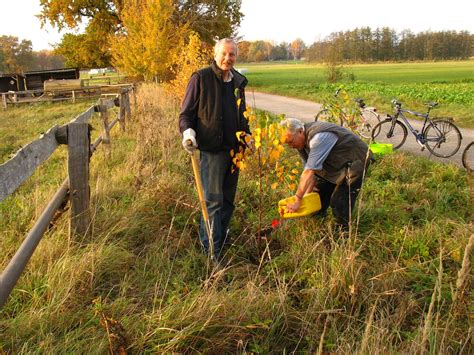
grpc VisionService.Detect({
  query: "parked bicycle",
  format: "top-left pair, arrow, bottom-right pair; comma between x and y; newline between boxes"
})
315,88 -> 380,139
371,100 -> 462,158
462,141 -> 473,173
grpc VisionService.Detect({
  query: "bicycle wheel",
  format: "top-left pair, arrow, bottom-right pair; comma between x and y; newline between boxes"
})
315,108 -> 343,125
371,119 -> 407,150
423,119 -> 462,158
357,108 -> 380,139
462,141 -> 474,173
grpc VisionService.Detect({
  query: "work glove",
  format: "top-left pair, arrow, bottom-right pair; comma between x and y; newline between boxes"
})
182,128 -> 198,154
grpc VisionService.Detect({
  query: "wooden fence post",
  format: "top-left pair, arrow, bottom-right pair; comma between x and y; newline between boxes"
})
98,99 -> 111,145
132,86 -> 137,107
118,93 -> 126,131
68,123 -> 91,238
125,91 -> 132,120
72,90 -> 76,103
2,93 -> 7,109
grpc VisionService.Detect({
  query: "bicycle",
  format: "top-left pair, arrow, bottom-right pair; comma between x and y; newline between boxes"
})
315,88 -> 380,139
462,141 -> 473,173
371,100 -> 462,158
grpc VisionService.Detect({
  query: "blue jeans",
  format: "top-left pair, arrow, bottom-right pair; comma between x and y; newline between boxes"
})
199,150 -> 239,259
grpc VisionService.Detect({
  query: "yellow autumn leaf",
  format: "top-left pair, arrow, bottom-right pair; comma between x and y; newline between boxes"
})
291,169 -> 299,174
271,182 -> 278,190
235,131 -> 246,142
269,124 -> 275,138
279,127 -> 287,143
236,98 -> 242,108
270,150 -> 281,161
289,183 -> 296,190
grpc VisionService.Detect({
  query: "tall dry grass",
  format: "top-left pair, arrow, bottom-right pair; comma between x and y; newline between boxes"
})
0,83 -> 472,353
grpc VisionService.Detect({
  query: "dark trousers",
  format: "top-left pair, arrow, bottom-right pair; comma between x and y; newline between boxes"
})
199,150 -> 239,259
315,165 -> 364,229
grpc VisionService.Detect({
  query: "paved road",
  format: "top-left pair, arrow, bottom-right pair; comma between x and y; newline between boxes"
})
249,91 -> 474,168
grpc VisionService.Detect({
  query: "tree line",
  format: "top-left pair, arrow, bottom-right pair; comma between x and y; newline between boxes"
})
306,28 -> 473,62
238,28 -> 473,63
0,36 -> 65,74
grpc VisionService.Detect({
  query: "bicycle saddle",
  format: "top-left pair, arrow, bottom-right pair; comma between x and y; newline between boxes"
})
425,102 -> 438,108
354,98 -> 366,108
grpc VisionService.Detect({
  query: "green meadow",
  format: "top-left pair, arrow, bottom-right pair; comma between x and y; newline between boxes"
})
239,60 -> 474,127
0,100 -> 96,163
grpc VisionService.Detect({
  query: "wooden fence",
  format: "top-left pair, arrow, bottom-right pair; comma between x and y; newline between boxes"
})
1,83 -> 134,108
0,86 -> 133,309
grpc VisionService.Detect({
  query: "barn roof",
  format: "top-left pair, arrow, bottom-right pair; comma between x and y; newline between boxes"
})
0,73 -> 24,78
24,68 -> 78,76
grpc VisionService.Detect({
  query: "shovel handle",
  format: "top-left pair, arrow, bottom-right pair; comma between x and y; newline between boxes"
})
190,152 -> 213,257
190,153 -> 209,222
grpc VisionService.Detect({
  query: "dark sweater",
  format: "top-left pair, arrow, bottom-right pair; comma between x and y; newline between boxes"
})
178,61 -> 250,152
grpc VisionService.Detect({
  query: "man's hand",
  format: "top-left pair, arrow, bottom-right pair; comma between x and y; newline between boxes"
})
286,196 -> 302,213
182,128 -> 198,154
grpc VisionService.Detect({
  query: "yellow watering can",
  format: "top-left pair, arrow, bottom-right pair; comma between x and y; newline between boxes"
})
278,192 -> 321,219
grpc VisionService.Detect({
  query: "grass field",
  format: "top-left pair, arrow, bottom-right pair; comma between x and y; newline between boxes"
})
238,60 -> 474,127
0,100 -> 97,163
0,85 -> 472,352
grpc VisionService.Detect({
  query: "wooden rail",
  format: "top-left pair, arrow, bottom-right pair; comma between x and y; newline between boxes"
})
0,86 -> 133,309
1,84 -> 133,108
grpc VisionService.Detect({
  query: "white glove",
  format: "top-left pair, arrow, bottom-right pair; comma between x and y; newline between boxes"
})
182,128 -> 198,154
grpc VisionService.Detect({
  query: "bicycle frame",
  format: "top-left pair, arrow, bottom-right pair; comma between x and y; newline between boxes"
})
391,104 -> 433,145
379,100 -> 462,157
325,90 -> 368,124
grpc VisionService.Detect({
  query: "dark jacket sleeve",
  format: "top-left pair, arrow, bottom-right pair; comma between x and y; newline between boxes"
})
178,73 -> 200,134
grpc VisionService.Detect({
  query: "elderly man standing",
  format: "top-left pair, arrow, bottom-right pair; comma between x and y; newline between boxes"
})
281,118 -> 372,231
179,38 -> 252,260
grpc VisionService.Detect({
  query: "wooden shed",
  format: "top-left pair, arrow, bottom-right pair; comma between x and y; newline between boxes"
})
0,74 -> 25,93
24,68 -> 80,91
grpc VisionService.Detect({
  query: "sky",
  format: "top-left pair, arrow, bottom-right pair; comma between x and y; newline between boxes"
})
0,0 -> 473,51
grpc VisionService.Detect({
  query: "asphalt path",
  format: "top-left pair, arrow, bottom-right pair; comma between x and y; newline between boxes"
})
248,91 -> 474,168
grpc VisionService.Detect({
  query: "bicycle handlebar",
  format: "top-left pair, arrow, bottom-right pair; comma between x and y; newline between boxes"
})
391,99 -> 402,108
354,98 -> 366,108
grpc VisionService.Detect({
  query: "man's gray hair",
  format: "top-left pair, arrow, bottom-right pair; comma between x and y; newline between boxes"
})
280,118 -> 305,134
214,38 -> 238,56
